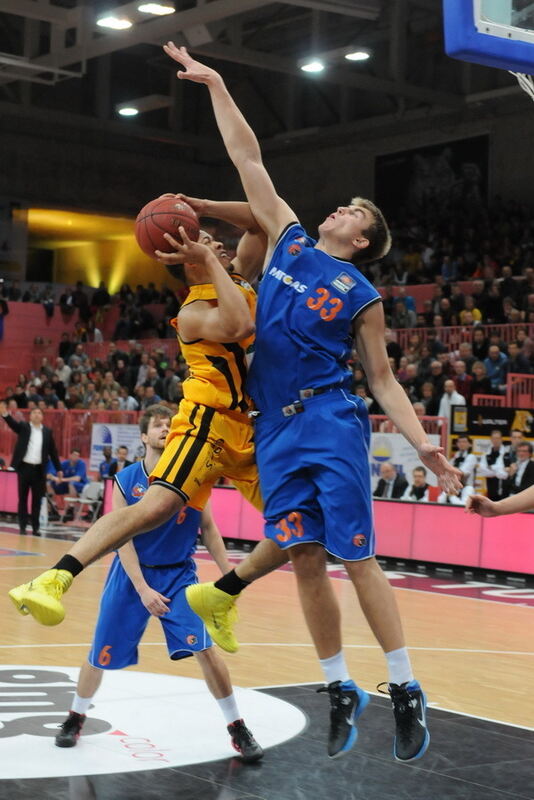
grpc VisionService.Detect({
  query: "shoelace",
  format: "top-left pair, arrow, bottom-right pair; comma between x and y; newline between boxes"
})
58,714 -> 83,734
377,682 -> 417,743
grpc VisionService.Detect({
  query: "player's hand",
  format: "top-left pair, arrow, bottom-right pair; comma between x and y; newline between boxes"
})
465,493 -> 500,517
157,227 -> 214,267
139,587 -> 171,617
163,43 -> 220,85
417,443 -> 462,494
156,193 -> 208,218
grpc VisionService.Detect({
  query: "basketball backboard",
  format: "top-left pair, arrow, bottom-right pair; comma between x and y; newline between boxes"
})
443,0 -> 534,74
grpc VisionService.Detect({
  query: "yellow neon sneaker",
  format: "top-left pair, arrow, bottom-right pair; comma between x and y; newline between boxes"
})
8,569 -> 73,626
186,582 -> 240,653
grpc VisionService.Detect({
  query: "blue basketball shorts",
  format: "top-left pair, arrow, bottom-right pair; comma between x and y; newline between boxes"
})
88,556 -> 212,670
255,389 -> 375,561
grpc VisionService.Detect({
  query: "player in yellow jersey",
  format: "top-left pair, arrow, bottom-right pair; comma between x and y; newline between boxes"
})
9,200 -> 287,630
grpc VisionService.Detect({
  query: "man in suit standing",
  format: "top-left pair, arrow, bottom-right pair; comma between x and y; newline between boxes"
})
373,462 -> 408,499
0,401 -> 62,536
506,442 -> 534,495
108,445 -> 133,477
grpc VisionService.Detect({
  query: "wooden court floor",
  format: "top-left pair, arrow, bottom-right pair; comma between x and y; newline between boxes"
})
1,527 -> 533,730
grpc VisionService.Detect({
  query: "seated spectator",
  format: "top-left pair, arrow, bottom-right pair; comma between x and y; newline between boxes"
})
420,382 -> 440,416
98,445 -> 117,479
400,467 -> 430,502
472,328 -> 489,361
459,296 -> 482,324
355,384 -> 373,410
456,341 -> 476,374
506,442 -> 534,494
163,367 -> 183,403
506,342 -> 531,375
373,463 -> 408,499
140,385 -> 161,409
470,361 -> 492,396
478,429 -> 510,501
438,379 -> 466,425
118,385 -> 139,411
453,360 -> 473,402
438,435 -> 476,505
48,449 -> 88,517
58,332 -> 74,360
484,345 -> 508,393
108,445 -> 133,477
391,299 -> 416,329
55,357 -> 72,387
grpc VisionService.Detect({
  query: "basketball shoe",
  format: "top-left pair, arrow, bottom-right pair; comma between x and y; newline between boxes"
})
317,679 -> 370,758
227,719 -> 263,763
55,711 -> 85,747
185,582 -> 239,653
378,680 -> 430,762
8,569 -> 73,626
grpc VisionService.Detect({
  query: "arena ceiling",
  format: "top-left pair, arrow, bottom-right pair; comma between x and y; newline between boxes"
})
0,0 -> 530,156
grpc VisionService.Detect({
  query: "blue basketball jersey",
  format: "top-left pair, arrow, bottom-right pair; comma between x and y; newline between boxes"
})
247,223 -> 381,411
115,461 -> 201,565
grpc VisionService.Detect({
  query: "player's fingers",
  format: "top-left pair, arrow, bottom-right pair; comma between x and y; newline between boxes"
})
163,231 -> 182,250
178,225 -> 191,246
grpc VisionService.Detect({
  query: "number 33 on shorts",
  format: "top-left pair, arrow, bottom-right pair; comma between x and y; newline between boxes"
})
275,512 -> 304,543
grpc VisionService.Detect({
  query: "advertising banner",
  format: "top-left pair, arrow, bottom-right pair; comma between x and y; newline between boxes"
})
369,433 -> 440,488
90,424 -> 143,472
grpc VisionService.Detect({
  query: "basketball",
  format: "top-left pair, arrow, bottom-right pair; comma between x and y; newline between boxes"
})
134,196 -> 200,258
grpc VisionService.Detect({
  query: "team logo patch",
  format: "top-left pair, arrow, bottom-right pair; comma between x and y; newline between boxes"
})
132,483 -> 146,498
288,243 -> 302,256
331,272 -> 356,293
186,634 -> 198,645
352,534 -> 367,547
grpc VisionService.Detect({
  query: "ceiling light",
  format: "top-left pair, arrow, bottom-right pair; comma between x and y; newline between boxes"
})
118,107 -> 139,117
96,16 -> 133,30
345,49 -> 371,61
300,59 -> 325,73
116,95 -> 171,117
137,3 -> 175,15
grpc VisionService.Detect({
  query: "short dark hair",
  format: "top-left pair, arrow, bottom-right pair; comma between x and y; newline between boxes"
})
139,403 -> 172,435
413,466 -> 427,477
517,442 -> 533,454
350,196 -> 392,265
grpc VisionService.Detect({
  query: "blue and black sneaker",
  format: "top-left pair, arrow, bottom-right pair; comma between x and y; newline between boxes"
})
378,680 -> 430,762
317,679 -> 370,758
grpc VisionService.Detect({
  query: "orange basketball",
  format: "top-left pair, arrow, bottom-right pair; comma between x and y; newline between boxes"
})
135,197 -> 200,258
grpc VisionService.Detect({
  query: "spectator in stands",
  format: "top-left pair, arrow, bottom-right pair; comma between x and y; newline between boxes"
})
98,446 -> 117,479
102,370 -> 120,394
453,360 -> 473,402
391,299 -> 416,329
48,448 -> 88,508
456,341 -> 476,374
118,385 -> 139,411
91,281 -> 111,311
438,297 -> 453,325
484,345 -> 508,393
429,360 -> 446,395
355,384 -> 373,410
384,328 -> 402,368
449,282 -> 465,316
162,367 -> 183,403
420,382 -> 439,416
135,352 -> 150,388
438,379 -> 466,425
58,332 -> 74,360
11,385 -> 28,408
506,341 -> 531,375
470,361 -> 492,396
42,383 -> 60,408
438,435 -> 476,505
373,463 -> 408,499
472,328 -> 489,361
55,357 -> 72,387
478,429 -> 510,501
400,466 -> 429,502
108,445 -> 133,477
506,442 -> 534,494
144,366 -> 165,397
139,385 -> 161,409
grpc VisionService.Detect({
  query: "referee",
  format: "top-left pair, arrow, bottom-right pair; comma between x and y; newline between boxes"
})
0,401 -> 62,536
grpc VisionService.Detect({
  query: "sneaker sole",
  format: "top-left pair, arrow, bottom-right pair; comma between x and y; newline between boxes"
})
186,585 -> 239,654
20,591 -> 65,626
8,586 -> 30,616
329,687 -> 370,760
55,737 -> 79,748
393,689 -> 430,762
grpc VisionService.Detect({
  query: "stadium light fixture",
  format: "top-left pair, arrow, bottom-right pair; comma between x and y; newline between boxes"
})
96,16 -> 133,30
117,106 -> 139,116
345,49 -> 371,61
138,3 -> 175,15
299,59 -> 325,73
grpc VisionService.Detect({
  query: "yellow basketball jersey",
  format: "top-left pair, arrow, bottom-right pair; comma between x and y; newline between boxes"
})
171,273 -> 256,414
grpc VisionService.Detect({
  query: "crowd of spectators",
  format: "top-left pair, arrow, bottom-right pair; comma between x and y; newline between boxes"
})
3,340 -> 187,414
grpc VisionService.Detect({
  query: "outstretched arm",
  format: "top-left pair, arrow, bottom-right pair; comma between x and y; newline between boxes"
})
163,44 -> 296,244
354,304 -> 462,494
466,485 -> 534,517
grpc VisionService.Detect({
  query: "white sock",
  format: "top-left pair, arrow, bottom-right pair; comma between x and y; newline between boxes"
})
71,692 -> 92,715
217,693 -> 241,726
319,650 -> 350,685
385,647 -> 414,686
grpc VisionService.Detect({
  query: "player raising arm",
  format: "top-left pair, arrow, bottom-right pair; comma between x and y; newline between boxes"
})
164,44 -> 462,765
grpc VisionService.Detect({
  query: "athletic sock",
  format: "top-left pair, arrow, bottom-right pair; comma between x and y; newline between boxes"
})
217,693 -> 241,726
214,569 -> 250,597
53,554 -> 84,577
319,650 -> 350,685
385,646 -> 414,686
71,693 -> 92,715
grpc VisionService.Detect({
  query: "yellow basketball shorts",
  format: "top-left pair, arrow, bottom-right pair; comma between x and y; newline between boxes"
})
150,399 -> 262,512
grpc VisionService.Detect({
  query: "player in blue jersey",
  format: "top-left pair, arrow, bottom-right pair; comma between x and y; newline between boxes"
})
163,45 -> 462,764
55,405 -> 263,763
